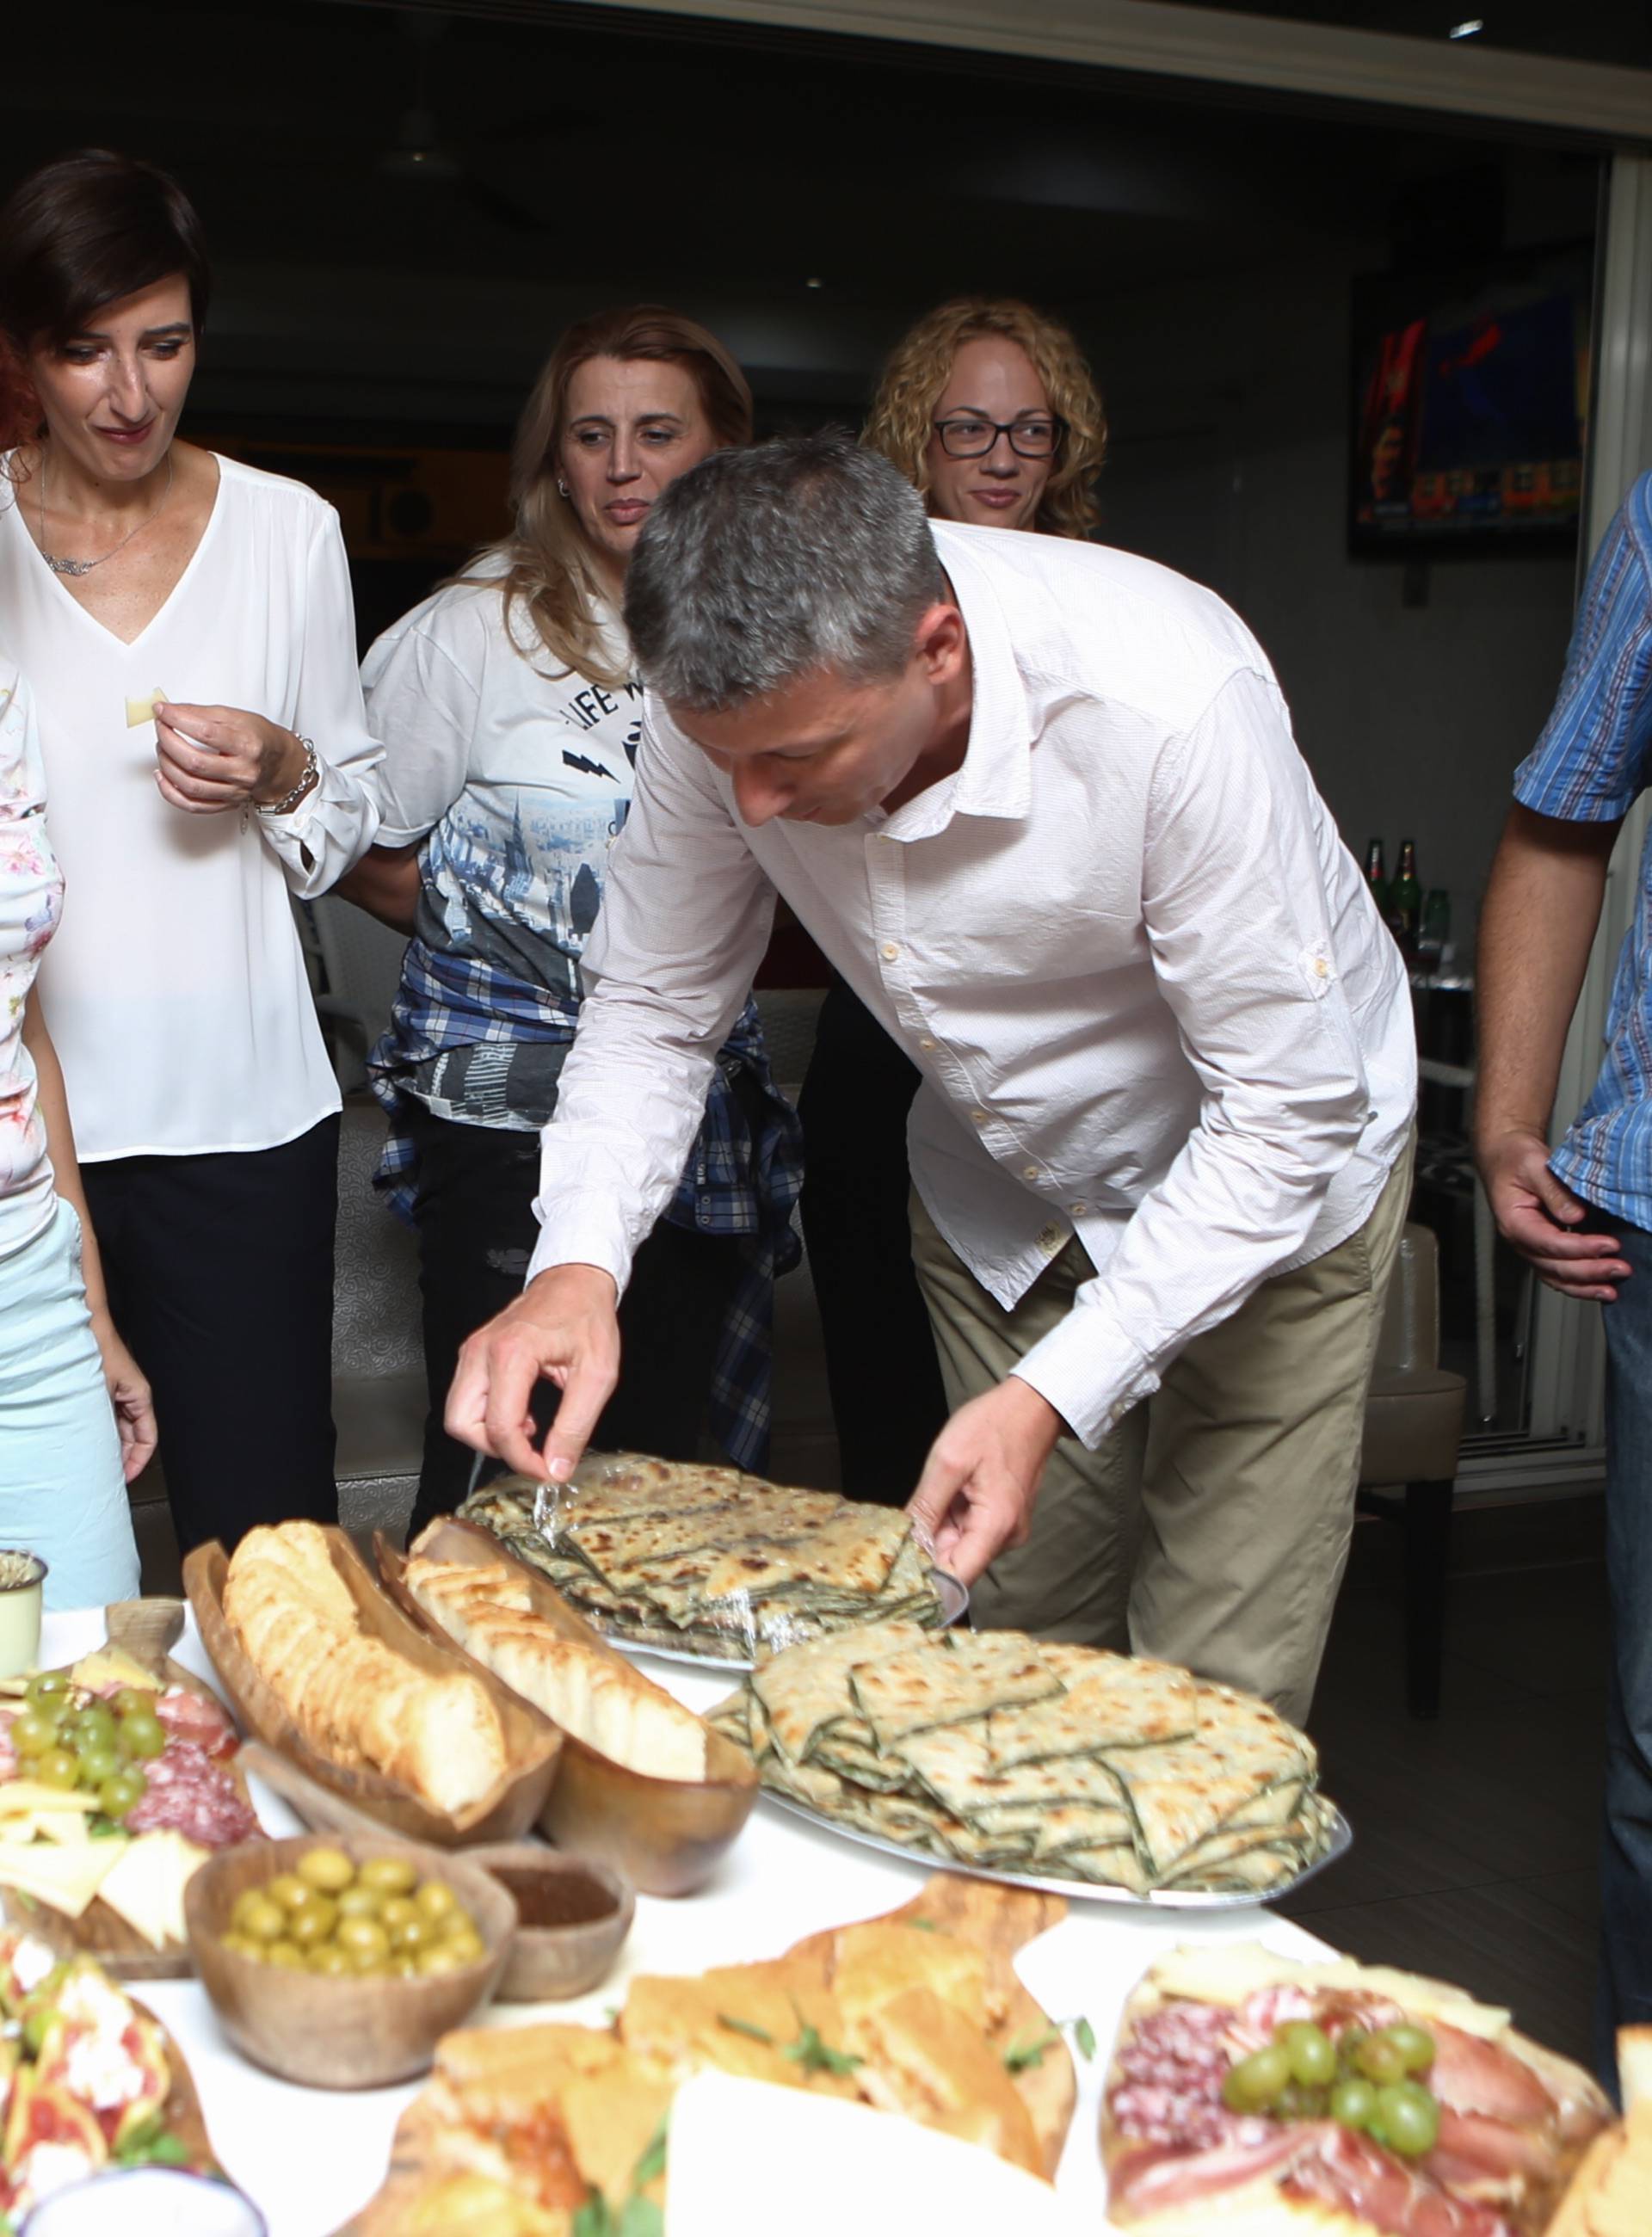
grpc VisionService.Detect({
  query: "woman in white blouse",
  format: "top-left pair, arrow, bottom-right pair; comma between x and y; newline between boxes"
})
0,150 -> 381,1556
339,307 -> 800,1536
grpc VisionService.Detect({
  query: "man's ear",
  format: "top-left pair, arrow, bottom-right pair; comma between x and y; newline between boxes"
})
913,599 -> 967,685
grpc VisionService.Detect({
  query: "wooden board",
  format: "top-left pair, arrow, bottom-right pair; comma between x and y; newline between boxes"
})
0,1599 -> 260,1981
184,1531 -> 563,1848
785,1871 -> 1076,2180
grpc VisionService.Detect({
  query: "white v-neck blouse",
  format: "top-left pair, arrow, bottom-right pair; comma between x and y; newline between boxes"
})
0,453 -> 384,1162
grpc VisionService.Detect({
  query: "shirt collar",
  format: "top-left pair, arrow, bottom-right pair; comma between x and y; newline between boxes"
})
883,525 -> 1034,841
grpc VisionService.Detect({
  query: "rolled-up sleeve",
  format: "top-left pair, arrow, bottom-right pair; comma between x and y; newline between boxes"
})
1014,667 -> 1376,1445
258,506 -> 384,894
525,703 -> 777,1288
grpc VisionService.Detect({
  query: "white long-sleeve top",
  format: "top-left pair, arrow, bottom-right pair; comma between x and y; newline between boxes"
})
0,665 -> 61,1260
0,454 -> 383,1161
527,519 -> 1417,1447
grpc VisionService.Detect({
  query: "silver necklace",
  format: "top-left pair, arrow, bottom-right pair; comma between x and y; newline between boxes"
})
40,451 -> 175,577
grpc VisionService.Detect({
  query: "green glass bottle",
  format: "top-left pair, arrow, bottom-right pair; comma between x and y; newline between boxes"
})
1363,836 -> 1388,915
1388,837 -> 1421,952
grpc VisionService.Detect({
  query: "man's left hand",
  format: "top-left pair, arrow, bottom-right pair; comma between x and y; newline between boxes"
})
906,1377 -> 1064,1585
153,703 -> 308,815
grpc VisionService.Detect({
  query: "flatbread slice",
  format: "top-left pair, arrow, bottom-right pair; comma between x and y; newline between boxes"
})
852,1634 -> 1061,1748
752,1623 -> 932,1765
987,1654 -> 1199,1768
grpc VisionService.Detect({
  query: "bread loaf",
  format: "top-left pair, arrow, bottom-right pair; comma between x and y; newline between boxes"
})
405,1556 -> 707,1782
224,1523 -> 509,1816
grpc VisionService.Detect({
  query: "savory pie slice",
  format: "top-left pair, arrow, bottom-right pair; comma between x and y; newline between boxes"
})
851,1635 -> 1062,1749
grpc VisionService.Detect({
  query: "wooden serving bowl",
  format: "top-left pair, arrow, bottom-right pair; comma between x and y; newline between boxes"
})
183,1531 -> 562,1848
379,1519 -> 760,1897
184,1832 -> 516,2089
465,1843 -> 634,2002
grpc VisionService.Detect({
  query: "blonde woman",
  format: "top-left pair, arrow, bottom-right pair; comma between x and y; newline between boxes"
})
339,307 -> 800,1535
799,297 -> 1106,1504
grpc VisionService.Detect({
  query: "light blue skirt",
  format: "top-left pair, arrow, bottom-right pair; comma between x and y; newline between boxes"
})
0,1197 -> 142,1610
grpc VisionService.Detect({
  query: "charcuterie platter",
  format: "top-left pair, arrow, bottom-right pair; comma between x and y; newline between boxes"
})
0,1599 -> 262,1978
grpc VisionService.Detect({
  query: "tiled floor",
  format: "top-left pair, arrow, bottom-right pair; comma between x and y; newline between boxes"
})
1279,1494 -> 1607,2067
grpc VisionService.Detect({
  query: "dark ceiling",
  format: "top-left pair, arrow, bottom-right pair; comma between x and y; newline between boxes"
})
1,1 -> 1604,436
1168,0 -> 1652,71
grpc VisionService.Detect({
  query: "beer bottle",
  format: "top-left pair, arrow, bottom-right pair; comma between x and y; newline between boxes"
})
1363,837 -> 1388,914
1388,838 -> 1422,952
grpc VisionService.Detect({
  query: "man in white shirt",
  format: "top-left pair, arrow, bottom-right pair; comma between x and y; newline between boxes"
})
447,434 -> 1417,1722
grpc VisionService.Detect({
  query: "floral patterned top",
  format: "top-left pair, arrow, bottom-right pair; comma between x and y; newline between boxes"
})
0,663 -> 62,1260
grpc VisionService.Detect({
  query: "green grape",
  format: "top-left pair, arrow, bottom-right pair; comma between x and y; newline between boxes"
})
99,1769 -> 147,1821
1221,2045 -> 1291,2113
1275,2083 -> 1328,2122
1354,2031 -> 1411,2086
1372,2080 -> 1439,2158
24,1673 -> 69,1707
11,1713 -> 54,1760
36,1749 -> 79,1792
1277,2022 -> 1337,2088
70,1705 -> 116,1750
111,1688 -> 154,1719
76,1744 -> 119,1789
1383,2024 -> 1436,2075
119,1712 -> 165,1762
1330,2077 -> 1378,2130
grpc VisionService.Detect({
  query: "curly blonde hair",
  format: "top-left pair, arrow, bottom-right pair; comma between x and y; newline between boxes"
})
863,297 -> 1106,539
456,305 -> 753,691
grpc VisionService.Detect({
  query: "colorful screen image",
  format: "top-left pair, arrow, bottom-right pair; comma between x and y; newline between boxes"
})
1350,254 -> 1590,550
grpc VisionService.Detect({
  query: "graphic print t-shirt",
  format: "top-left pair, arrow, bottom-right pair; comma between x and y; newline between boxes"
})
363,567 -> 648,1126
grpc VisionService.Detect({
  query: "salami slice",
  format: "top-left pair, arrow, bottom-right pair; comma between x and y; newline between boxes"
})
153,1687 -> 238,1761
126,1741 -> 259,1847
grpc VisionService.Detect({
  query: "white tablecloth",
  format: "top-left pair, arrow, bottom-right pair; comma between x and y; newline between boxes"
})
41,1609 -> 1335,2236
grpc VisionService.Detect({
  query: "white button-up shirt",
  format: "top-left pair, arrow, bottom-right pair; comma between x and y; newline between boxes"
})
527,520 -> 1416,1448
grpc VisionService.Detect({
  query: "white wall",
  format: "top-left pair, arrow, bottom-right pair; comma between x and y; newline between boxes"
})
1088,252 -> 1581,948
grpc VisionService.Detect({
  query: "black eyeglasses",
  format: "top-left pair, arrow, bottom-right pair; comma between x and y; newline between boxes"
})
932,414 -> 1064,459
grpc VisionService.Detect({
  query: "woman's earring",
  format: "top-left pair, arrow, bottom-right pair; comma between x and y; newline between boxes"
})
557,479 -> 570,499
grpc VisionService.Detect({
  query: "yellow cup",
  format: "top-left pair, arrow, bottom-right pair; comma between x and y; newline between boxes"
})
0,1552 -> 46,1679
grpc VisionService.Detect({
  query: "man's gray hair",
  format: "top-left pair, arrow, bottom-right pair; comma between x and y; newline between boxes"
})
625,430 -> 946,710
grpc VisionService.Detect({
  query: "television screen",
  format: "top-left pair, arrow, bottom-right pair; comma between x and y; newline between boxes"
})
1349,250 -> 1591,552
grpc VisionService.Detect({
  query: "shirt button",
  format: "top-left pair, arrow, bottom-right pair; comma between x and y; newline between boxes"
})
1022,1164 -> 1039,1182
1315,958 -> 1329,979
1070,1200 -> 1088,1217
1038,1224 -> 1063,1254
970,1108 -> 989,1126
880,941 -> 901,962
919,1035 -> 937,1051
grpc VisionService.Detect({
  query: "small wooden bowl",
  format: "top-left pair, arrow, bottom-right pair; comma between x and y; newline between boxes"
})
379,1519 -> 760,1896
466,1844 -> 634,2002
184,1833 -> 516,2089
184,1532 -> 562,1848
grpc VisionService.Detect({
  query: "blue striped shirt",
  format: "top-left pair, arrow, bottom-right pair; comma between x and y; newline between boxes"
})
1514,471 -> 1652,1229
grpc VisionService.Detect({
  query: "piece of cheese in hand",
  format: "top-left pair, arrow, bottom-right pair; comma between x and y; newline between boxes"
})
124,687 -> 170,729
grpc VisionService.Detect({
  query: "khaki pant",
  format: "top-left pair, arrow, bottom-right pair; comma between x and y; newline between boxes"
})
910,1139 -> 1414,1727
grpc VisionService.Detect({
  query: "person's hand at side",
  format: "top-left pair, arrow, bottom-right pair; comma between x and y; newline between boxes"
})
906,1377 -> 1064,1584
444,1265 -> 621,1480
1476,1125 -> 1631,1302
90,1317 -> 157,1483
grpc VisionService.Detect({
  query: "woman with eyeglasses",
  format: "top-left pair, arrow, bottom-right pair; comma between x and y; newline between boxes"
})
798,297 -> 1106,1506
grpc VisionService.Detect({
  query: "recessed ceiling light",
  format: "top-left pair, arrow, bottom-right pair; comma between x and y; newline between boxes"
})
805,276 -> 824,289
1448,17 -> 1484,35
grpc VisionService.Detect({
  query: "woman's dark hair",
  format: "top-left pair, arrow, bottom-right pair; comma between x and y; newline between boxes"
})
0,149 -> 212,350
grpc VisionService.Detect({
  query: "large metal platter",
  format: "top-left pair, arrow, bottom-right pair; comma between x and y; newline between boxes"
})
598,1568 -> 970,1674
760,1790 -> 1353,1910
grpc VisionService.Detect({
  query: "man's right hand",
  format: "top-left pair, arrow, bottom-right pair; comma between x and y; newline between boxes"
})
444,1264 -> 621,1479
1476,1126 -> 1632,1302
